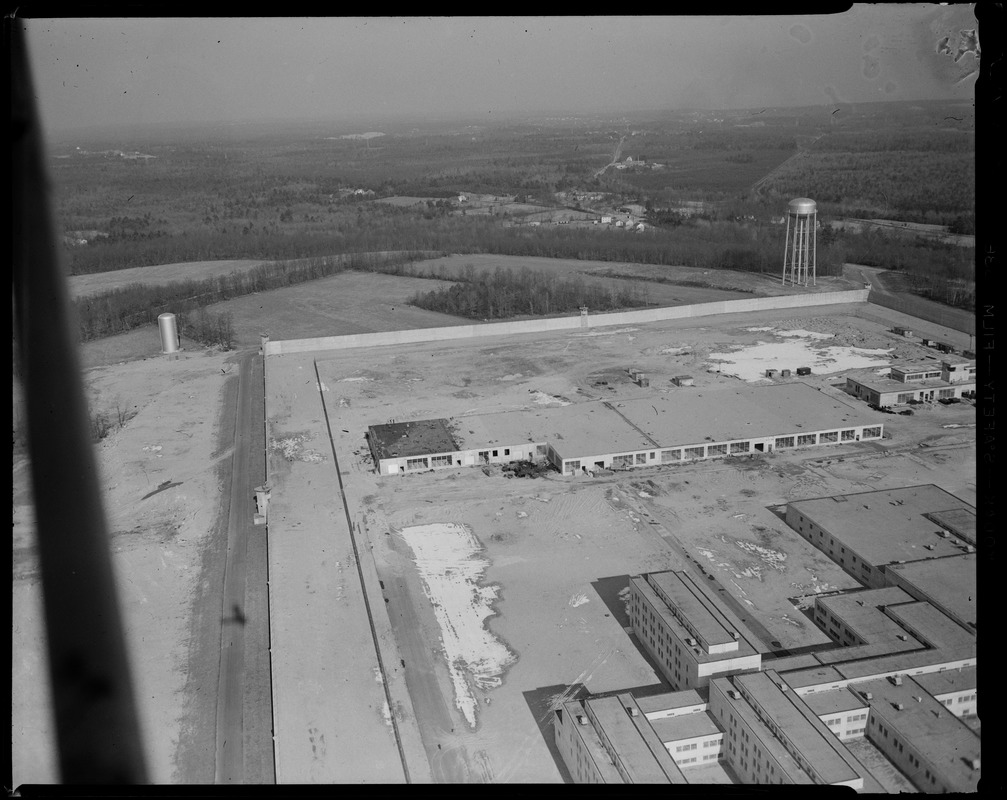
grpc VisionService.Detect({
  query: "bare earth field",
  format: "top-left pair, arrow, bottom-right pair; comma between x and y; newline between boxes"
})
69,259 -> 269,298
266,301 -> 975,783
15,257 -> 975,785
13,350 -> 237,786
417,252 -> 858,295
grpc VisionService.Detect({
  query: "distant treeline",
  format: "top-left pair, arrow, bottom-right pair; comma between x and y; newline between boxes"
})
73,250 -> 434,341
409,266 -> 648,319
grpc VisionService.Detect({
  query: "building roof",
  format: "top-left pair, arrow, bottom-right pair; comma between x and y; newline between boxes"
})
586,695 -> 686,783
854,675 -> 981,792
649,711 -> 721,743
788,485 -> 975,568
886,555 -> 976,628
924,508 -> 976,544
816,587 -> 920,647
367,419 -> 457,460
889,362 -> 946,376
711,677 -> 813,785
734,672 -> 863,786
647,571 -> 745,650
801,686 -> 869,717
845,373 -> 972,395
912,665 -> 977,697
636,690 -> 706,715
615,383 -> 880,448
883,600 -> 976,651
833,647 -> 975,681
558,699 -> 624,782
777,664 -> 846,690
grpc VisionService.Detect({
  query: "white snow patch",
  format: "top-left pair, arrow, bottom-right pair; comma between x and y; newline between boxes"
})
569,593 -> 590,608
316,380 -> 329,392
735,541 -> 788,571
659,346 -> 690,355
339,376 -> 372,382
529,390 -> 571,406
746,327 -> 775,332
400,523 -> 515,729
707,333 -> 891,382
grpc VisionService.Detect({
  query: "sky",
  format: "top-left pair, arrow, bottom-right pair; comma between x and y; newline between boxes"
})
21,8 -> 980,136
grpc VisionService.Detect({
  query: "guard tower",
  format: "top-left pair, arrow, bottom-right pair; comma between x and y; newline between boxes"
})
782,197 -> 817,287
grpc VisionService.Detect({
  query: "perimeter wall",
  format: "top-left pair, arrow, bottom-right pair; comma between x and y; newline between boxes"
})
264,289 -> 870,355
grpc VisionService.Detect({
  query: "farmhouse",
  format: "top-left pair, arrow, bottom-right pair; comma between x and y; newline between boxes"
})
366,383 -> 885,476
844,359 -> 976,407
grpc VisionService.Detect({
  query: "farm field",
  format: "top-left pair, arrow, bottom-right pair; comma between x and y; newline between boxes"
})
264,300 -> 976,782
69,259 -> 269,298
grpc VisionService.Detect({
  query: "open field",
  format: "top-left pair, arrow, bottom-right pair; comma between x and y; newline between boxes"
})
69,259 -> 268,298
265,300 -> 975,782
13,351 -> 239,785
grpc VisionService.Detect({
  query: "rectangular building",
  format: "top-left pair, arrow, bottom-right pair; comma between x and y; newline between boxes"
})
629,571 -> 763,690
785,485 -> 976,592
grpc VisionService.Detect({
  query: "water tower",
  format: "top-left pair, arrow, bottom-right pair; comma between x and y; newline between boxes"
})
782,197 -> 817,287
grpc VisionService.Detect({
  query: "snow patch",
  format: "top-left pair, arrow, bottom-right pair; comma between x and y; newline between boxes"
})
400,523 -> 516,729
707,332 -> 891,382
569,593 -> 590,608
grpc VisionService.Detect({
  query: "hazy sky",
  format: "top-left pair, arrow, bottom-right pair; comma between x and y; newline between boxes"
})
22,8 -> 979,135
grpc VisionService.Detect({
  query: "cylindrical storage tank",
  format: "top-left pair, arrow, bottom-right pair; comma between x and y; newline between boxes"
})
788,197 -> 817,215
158,313 -> 180,354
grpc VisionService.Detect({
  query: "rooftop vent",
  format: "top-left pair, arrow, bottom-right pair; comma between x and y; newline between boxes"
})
915,696 -> 923,703
969,758 -> 981,771
964,544 -> 976,553
728,690 -> 742,700
577,714 -> 588,726
862,692 -> 873,701
627,706 -> 640,717
897,634 -> 908,641
889,675 -> 903,686
894,702 -> 905,711
685,637 -> 697,646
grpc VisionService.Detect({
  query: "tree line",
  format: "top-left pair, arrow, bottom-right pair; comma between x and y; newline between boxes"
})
408,266 -> 647,319
72,250 -> 434,341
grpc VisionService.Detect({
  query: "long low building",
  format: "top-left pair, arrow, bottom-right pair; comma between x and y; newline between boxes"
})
366,382 -> 885,475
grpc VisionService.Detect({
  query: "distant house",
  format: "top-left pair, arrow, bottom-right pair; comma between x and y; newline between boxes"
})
600,215 -> 613,224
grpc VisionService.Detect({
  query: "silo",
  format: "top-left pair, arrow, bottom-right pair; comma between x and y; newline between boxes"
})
782,197 -> 817,287
158,313 -> 180,354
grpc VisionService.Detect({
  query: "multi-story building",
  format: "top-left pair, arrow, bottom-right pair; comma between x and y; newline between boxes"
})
628,570 -> 764,690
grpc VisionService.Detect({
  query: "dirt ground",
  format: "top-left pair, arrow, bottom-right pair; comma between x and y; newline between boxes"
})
12,350 -> 236,786
14,258 -> 976,785
291,302 -> 975,782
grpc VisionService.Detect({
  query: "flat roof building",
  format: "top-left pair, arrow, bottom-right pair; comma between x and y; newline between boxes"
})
845,360 -> 976,407
886,554 -> 977,630
852,674 -> 981,793
629,571 -> 763,690
367,383 -> 885,476
785,485 -> 976,593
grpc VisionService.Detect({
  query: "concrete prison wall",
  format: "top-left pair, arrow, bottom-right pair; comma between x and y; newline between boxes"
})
264,288 -> 871,356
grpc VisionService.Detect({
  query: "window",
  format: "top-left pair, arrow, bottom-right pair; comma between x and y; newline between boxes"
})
635,452 -> 647,465
841,429 -> 856,441
730,441 -> 750,454
820,431 -> 838,443
683,446 -> 705,460
775,436 -> 795,448
938,389 -> 955,399
430,454 -> 453,468
707,444 -> 727,456
566,460 -> 580,474
862,426 -> 882,439
612,454 -> 634,469
661,449 -> 682,462
504,448 -> 510,456
650,452 -> 656,460
797,434 -> 817,446
406,457 -> 428,471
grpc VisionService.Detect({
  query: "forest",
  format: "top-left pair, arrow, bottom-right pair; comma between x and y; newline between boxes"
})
48,98 -> 975,326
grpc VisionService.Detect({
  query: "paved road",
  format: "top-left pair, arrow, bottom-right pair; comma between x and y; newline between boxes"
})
214,351 -> 274,784
593,135 -> 626,178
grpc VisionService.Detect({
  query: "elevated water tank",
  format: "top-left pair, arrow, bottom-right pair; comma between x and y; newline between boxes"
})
158,313 -> 179,354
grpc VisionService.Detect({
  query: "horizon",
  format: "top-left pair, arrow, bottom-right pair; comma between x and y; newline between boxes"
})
23,10 -> 979,140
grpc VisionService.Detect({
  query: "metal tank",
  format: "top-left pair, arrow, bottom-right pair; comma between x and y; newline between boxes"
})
782,197 -> 817,287
157,312 -> 180,354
